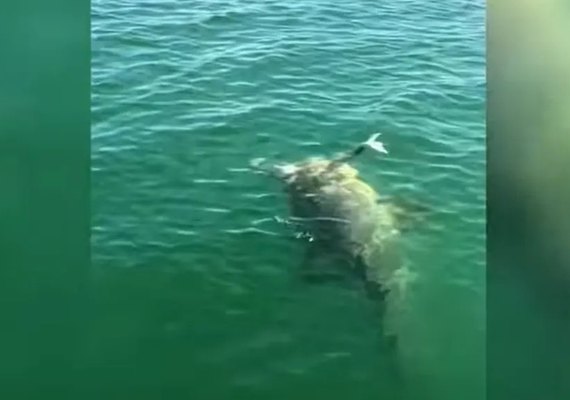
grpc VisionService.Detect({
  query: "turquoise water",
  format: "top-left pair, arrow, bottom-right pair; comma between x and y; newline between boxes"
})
91,0 -> 485,399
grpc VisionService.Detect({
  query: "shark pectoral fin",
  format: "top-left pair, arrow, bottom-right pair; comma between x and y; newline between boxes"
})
378,196 -> 432,232
364,279 -> 390,303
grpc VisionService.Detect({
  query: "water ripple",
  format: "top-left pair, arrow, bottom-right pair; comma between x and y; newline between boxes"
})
92,0 -> 484,396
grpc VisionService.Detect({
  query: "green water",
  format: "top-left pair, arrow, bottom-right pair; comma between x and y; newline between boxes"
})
91,1 -> 485,399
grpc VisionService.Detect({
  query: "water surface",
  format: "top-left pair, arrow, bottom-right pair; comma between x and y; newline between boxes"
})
91,1 -> 485,399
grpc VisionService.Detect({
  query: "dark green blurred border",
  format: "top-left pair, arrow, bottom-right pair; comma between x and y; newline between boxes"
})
0,1 -> 90,398
2,0 -> 570,399
488,0 -> 570,399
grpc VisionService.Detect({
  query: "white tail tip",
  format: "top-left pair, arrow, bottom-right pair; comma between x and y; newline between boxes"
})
365,132 -> 388,154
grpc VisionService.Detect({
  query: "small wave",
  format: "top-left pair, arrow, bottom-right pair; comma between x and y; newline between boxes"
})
202,207 -> 231,214
193,179 -> 229,184
224,227 -> 281,236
